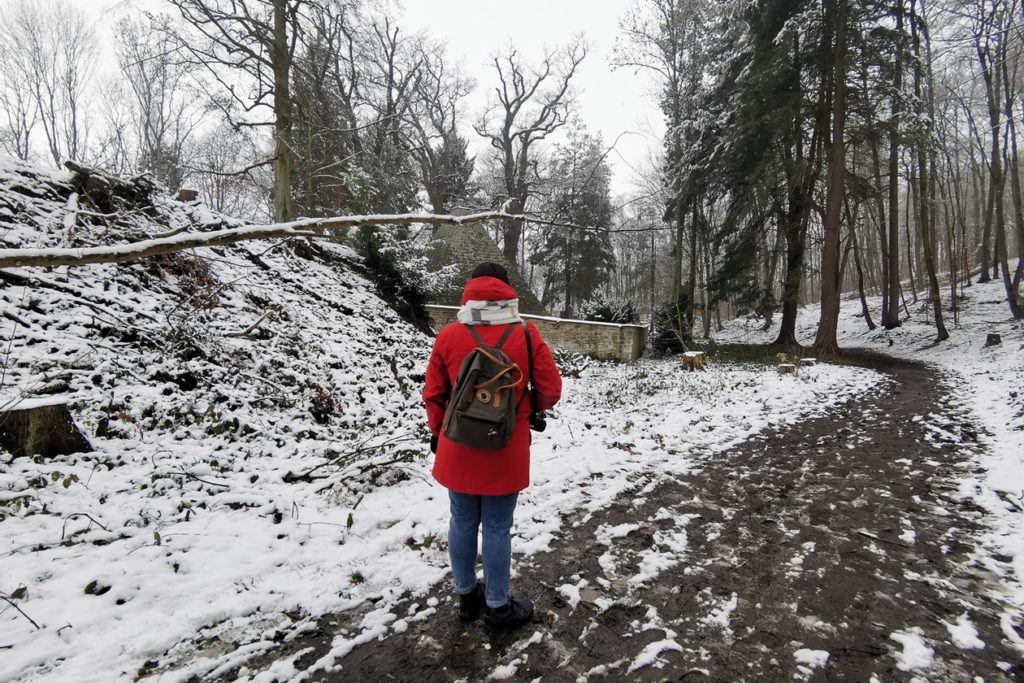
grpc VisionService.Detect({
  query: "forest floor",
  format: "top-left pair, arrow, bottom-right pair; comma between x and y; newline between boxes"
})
229,352 -> 1022,682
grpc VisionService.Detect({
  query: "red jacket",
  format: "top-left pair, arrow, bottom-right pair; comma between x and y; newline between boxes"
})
423,277 -> 562,495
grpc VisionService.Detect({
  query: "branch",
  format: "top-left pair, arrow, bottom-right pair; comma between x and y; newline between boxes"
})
225,305 -> 280,338
1,595 -> 40,630
0,211 -> 506,269
0,203 -> 667,270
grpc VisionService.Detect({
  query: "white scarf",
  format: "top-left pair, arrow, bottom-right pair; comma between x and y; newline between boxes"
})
457,298 -> 522,325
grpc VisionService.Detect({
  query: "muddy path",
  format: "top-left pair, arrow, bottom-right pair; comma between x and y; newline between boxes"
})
234,353 -> 1022,682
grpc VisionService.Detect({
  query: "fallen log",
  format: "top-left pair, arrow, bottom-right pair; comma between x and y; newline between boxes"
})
0,397 -> 92,460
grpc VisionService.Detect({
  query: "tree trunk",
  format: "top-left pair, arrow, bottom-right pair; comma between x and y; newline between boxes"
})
774,198 -> 806,347
0,399 -> 92,460
685,199 -> 698,333
813,0 -> 848,356
852,209 -> 876,330
271,0 -> 294,223
911,0 -> 948,340
906,173 -> 918,299
1000,45 -> 1024,316
761,224 -> 784,330
883,0 -> 904,329
671,197 -> 684,302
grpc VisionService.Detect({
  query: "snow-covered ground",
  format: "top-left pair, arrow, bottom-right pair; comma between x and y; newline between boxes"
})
1,353 -> 882,682
719,275 -> 1024,618
0,158 -> 887,683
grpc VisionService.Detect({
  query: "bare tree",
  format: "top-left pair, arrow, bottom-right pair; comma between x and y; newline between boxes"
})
0,0 -> 97,165
115,15 -> 205,191
0,11 -> 38,161
475,38 -> 586,266
164,0 -> 304,222
192,123 -> 271,220
91,76 -> 136,177
409,43 -> 475,213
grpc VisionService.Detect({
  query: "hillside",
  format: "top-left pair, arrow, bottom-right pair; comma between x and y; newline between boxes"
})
0,158 -> 433,681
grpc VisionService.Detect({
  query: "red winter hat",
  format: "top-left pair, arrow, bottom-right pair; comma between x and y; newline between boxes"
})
461,276 -> 517,304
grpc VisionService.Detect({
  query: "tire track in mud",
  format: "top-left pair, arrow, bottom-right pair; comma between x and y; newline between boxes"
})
230,353 -> 1023,682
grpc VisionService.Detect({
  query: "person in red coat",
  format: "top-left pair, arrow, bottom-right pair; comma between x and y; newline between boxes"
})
423,262 -> 562,629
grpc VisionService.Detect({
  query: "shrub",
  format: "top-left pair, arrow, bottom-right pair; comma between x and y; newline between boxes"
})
355,227 -> 432,333
649,293 -> 692,355
577,295 -> 639,324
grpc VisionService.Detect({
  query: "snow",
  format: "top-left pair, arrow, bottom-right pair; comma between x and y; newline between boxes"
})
1,395 -> 70,410
626,638 -> 683,672
942,613 -> 985,650
557,579 -> 588,611
700,592 -> 738,632
793,648 -> 830,668
889,628 -> 935,671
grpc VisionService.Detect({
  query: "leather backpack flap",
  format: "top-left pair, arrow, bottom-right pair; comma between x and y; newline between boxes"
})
443,324 -> 524,449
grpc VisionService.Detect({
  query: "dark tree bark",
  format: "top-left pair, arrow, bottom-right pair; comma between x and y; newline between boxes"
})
883,0 -> 905,328
814,0 -> 849,356
0,401 -> 92,460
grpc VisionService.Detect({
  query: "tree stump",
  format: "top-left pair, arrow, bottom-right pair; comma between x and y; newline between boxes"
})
176,188 -> 199,202
800,358 -> 817,366
985,333 -> 1002,347
778,364 -> 796,375
0,398 -> 92,460
683,351 -> 705,371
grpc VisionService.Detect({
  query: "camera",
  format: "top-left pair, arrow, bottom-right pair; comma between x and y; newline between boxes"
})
529,411 -> 547,432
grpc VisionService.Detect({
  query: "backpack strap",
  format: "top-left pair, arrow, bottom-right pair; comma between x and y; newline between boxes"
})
522,321 -> 538,415
464,323 -> 516,350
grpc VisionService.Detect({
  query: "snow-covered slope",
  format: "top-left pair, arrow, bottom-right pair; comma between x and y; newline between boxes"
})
719,275 -> 1024,613
0,159 -> 433,682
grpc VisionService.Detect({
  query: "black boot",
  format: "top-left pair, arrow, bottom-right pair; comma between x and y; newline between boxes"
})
458,582 -> 486,621
484,597 -> 534,630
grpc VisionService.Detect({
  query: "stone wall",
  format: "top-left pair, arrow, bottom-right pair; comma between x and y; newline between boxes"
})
426,305 -> 648,363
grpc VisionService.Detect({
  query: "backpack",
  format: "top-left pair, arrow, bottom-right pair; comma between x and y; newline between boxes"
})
442,323 -> 525,449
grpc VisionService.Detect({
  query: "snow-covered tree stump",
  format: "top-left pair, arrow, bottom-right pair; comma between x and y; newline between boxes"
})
683,351 -> 705,371
800,358 -> 817,367
0,398 -> 92,460
778,364 -> 796,375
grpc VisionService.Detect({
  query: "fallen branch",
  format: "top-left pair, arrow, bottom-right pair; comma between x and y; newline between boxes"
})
225,306 -> 280,339
996,490 -> 1024,513
0,210 -> 620,270
856,528 -> 912,548
1,595 -> 40,630
61,513 -> 110,540
0,211 -> 511,269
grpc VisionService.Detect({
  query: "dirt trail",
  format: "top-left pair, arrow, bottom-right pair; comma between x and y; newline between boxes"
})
241,353 -> 1022,682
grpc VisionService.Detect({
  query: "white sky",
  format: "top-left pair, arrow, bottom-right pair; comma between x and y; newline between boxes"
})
77,0 -> 664,195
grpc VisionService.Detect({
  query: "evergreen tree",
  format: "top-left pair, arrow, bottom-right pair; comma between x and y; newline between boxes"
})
532,128 -> 616,316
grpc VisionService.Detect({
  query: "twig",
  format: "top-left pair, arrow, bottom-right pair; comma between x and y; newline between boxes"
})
61,513 -> 110,540
996,490 -> 1024,513
1,596 -> 40,630
225,306 -> 279,338
173,470 -> 230,488
856,529 -> 911,548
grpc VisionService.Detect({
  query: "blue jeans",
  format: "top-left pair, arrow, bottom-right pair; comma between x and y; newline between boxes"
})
447,490 -> 519,609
